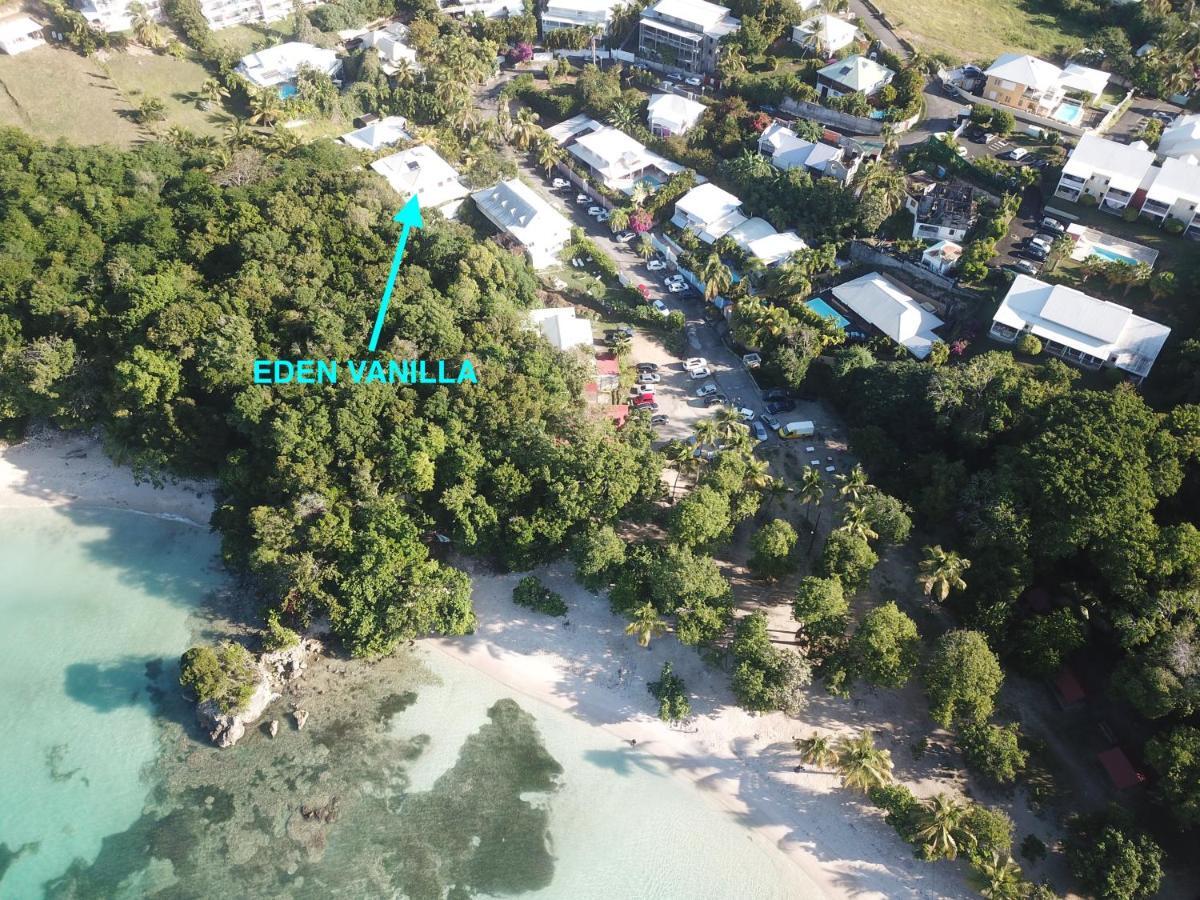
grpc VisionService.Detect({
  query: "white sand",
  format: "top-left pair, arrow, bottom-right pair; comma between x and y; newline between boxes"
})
426,560 -> 975,900
0,430 -> 213,526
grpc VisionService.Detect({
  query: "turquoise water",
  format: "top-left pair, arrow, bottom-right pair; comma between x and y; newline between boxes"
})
0,504 -> 813,899
1053,102 -> 1084,125
0,506 -> 225,898
1091,245 -> 1138,265
805,298 -> 850,330
277,84 -> 298,100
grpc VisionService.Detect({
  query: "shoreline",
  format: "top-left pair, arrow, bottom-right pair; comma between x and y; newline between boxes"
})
0,430 -> 214,526
424,560 -> 974,900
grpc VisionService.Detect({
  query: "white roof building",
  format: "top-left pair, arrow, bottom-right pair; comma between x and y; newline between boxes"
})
1058,63 -> 1110,101
921,240 -> 962,276
638,0 -> 740,75
792,14 -> 859,55
831,273 -> 944,358
989,274 -> 1169,381
672,183 -> 746,243
542,0 -> 621,33
446,0 -> 524,17
360,23 -> 418,72
816,54 -> 894,97
1140,156 -> 1200,236
77,0 -> 309,32
1158,113 -> 1200,161
567,125 -> 684,193
647,93 -> 707,137
0,15 -> 45,55
528,307 -> 595,351
237,42 -> 342,88
985,53 -> 1063,94
370,145 -> 469,217
758,121 -> 849,181
472,179 -> 573,269
739,230 -> 809,266
1055,134 -> 1156,212
340,116 -> 410,151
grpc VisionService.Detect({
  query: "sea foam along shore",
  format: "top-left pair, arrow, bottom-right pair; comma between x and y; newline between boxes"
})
425,559 -> 975,900
0,430 -> 214,526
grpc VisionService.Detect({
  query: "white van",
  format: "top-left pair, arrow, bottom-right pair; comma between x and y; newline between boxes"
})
778,420 -> 815,440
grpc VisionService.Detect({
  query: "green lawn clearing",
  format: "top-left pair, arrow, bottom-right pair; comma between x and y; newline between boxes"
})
103,50 -> 229,137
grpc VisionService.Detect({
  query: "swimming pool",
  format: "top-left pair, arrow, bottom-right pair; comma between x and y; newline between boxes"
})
635,173 -> 665,191
806,298 -> 850,330
1053,102 -> 1084,125
1090,245 -> 1138,266
278,84 -> 298,100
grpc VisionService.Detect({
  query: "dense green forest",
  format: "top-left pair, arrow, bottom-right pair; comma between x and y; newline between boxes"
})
0,128 -> 661,655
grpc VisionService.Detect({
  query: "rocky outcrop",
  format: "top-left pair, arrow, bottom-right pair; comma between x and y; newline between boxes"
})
197,670 -> 278,749
294,708 -> 309,730
263,638 -> 323,690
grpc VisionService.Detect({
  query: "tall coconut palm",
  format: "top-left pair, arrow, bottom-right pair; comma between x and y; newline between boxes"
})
629,180 -> 651,208
511,107 -> 541,150
794,732 -> 840,770
223,119 -> 254,147
693,418 -> 721,455
625,602 -> 667,647
742,456 -> 773,494
714,405 -> 745,440
835,501 -> 878,541
608,207 -> 631,232
916,545 -> 971,602
835,464 -> 870,503
129,1 -> 165,48
761,477 -> 791,515
199,78 -> 229,110
834,730 -> 893,792
798,466 -> 823,520
914,793 -> 974,860
636,233 -> 656,259
665,440 -> 701,500
611,332 -> 632,359
701,251 -> 732,303
246,87 -> 281,126
536,136 -> 566,177
856,159 -> 908,218
969,851 -> 1025,900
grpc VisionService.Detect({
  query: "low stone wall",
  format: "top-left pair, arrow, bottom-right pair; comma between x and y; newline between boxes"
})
847,241 -> 985,316
780,96 -> 920,136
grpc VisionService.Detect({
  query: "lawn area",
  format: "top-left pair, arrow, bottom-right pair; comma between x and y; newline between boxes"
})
871,0 -> 1092,63
211,22 -> 297,56
104,50 -> 229,137
0,44 -> 141,146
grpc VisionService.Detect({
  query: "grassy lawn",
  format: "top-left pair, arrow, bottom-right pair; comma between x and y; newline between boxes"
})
211,23 -> 298,56
103,50 -> 229,137
871,0 -> 1092,63
0,44 -> 141,146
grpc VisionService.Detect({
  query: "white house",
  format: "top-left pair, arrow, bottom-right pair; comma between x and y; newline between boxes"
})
527,307 -> 595,351
446,0 -> 525,18
758,121 -> 854,182
981,53 -> 1109,117
815,54 -> 893,99
0,15 -> 45,54
638,0 -> 740,75
566,125 -> 684,194
542,0 -> 620,34
672,182 -> 747,243
736,229 -> 809,266
1054,134 -> 1156,213
905,176 -> 980,242
77,0 -> 316,32
791,15 -> 859,56
340,116 -> 410,151
472,179 -> 574,269
989,274 -> 1170,382
359,23 -> 419,73
647,93 -> 707,137
236,42 -> 342,89
831,272 -> 944,359
371,145 -> 469,217
1157,113 -> 1200,161
921,240 -> 962,276
1140,156 -> 1200,238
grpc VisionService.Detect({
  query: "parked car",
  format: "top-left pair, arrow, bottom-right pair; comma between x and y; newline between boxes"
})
1004,260 -> 1041,277
646,259 -> 667,271
703,394 -> 728,407
1004,147 -> 1029,161
596,212 -> 611,223
637,372 -> 661,384
1021,244 -> 1049,262
696,382 -> 719,398
760,412 -> 781,432
1029,234 -> 1053,253
635,401 -> 659,413
742,353 -> 761,369
552,178 -> 570,189
766,399 -> 797,415
778,420 -> 816,439
751,420 -> 769,442
587,206 -> 604,216
576,193 -> 589,204
607,324 -> 634,338
762,388 -> 790,402
1040,216 -> 1066,235
738,407 -> 755,421
967,127 -> 988,143
615,230 -> 635,243
685,75 -> 703,87
684,357 -> 707,371
635,362 -> 659,373
651,299 -> 670,316
667,282 -> 687,293
665,274 -> 685,286
650,414 -> 669,426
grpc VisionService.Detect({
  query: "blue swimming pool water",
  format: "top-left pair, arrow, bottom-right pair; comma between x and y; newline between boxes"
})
278,84 -> 298,100
806,298 -> 850,330
1091,245 -> 1138,266
635,173 -> 665,190
1053,102 -> 1084,125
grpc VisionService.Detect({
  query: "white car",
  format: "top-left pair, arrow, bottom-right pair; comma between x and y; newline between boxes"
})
637,372 -> 661,384
596,211 -> 611,223
667,282 -> 687,293
684,357 -> 707,371
576,193 -> 589,204
646,259 -> 667,271
615,230 -> 635,242
1006,147 -> 1029,161
552,178 -> 570,189
685,76 -> 703,87
651,299 -> 670,316
696,382 -> 718,397
587,206 -> 604,216
689,366 -> 712,380
738,407 -> 755,421
665,273 -> 685,284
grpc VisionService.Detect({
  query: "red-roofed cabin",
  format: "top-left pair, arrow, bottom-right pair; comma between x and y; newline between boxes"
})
595,354 -> 619,391
1054,667 -> 1086,706
1098,747 -> 1146,791
603,404 -> 629,427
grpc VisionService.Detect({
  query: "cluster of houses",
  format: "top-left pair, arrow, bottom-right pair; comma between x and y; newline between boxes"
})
72,0 -> 314,33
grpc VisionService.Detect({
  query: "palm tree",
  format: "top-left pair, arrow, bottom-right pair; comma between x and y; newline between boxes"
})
223,119 -> 253,148
701,251 -> 732,303
761,477 -> 791,515
856,159 -> 908,217
199,78 -> 229,111
665,440 -> 701,500
607,101 -> 638,132
129,1 -> 165,48
916,545 -> 971,602
835,464 -> 870,503
798,466 -> 824,518
625,602 -> 667,647
629,180 -> 651,208
608,207 -> 631,232
742,456 -> 773,494
693,418 -> 721,455
714,406 -> 745,440
914,793 -> 974,860
834,730 -> 893,792
536,137 -> 566,177
835,502 -> 878,541
794,732 -> 839,770
611,333 -> 632,359
636,233 -> 656,259
511,108 -> 541,150
970,851 -> 1026,900
246,87 -> 281,127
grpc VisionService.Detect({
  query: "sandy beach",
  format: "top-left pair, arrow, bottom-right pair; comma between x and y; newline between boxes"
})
426,560 -> 976,900
0,430 -> 214,526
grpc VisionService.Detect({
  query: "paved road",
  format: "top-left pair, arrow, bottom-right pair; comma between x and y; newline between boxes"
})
846,0 -> 908,59
1105,94 -> 1184,144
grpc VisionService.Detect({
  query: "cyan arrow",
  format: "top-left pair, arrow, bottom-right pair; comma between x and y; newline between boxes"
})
367,195 -> 424,353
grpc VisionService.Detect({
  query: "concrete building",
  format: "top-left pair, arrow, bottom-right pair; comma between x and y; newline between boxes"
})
1140,156 -> 1200,238
989,274 -> 1169,382
528,307 -> 595,351
359,23 -> 418,73
981,53 -> 1109,120
236,42 -> 342,90
905,175 -> 981,243
340,116 -> 410,151
670,183 -> 808,266
561,123 -> 684,194
646,92 -> 707,136
921,240 -> 962,275
0,15 -> 45,54
791,14 -> 859,56
638,0 -> 739,75
815,54 -> 893,99
758,120 -> 855,183
371,145 -> 469,217
831,272 -> 944,358
1054,133 -> 1156,213
541,0 -> 620,34
1157,113 -> 1200,162
472,179 -> 574,269
77,0 -> 316,31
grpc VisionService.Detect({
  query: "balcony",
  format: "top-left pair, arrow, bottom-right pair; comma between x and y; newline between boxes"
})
1140,199 -> 1170,219
988,321 -> 1020,343
1055,184 -> 1082,202
1059,172 -> 1086,187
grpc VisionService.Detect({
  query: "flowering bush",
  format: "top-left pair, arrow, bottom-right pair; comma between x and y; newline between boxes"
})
507,42 -> 533,64
630,209 -> 653,233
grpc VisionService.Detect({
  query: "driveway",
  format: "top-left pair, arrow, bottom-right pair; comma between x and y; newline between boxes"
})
845,0 -> 908,59
1105,94 -> 1184,144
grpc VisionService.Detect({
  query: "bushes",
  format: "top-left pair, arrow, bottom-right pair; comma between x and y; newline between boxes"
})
262,610 -> 300,652
818,531 -> 878,590
749,518 -> 798,580
179,642 -> 259,714
648,661 -> 691,722
958,721 -> 1028,784
512,575 -> 568,616
1016,334 -> 1043,357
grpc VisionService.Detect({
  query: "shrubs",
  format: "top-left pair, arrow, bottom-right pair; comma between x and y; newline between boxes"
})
262,610 -> 300,652
958,721 -> 1028,784
179,642 -> 259,714
1016,334 -> 1043,356
648,661 -> 691,722
512,575 -> 568,616
749,518 -> 798,580
818,531 -> 878,590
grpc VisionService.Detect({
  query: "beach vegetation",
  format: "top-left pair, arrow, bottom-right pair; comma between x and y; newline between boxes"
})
512,576 -> 568,617
179,642 -> 259,714
648,662 -> 691,723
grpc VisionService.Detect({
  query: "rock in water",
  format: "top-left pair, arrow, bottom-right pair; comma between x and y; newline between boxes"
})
195,664 -> 280,749
294,708 -> 309,730
269,720 -> 279,738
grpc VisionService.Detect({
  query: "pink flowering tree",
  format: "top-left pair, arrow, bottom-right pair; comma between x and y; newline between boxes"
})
508,42 -> 533,64
630,209 -> 653,233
